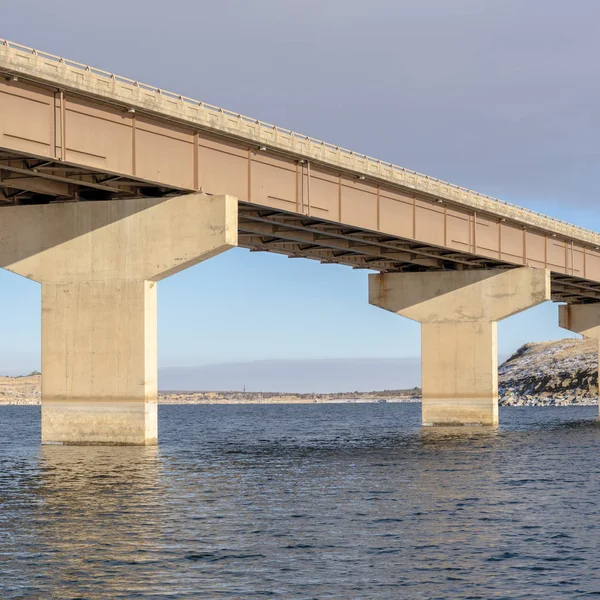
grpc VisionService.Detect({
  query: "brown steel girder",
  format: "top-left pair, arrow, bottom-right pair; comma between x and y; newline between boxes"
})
0,151 -> 186,203
0,155 -> 598,304
238,204 -> 600,304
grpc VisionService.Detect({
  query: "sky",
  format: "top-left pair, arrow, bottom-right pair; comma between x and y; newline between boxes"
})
0,0 -> 598,388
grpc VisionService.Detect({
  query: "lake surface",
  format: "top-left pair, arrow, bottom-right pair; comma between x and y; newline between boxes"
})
1,404 -> 600,599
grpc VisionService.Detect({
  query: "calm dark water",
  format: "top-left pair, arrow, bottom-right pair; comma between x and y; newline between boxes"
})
1,404 -> 600,599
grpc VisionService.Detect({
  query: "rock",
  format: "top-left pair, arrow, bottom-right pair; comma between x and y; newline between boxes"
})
499,338 -> 598,407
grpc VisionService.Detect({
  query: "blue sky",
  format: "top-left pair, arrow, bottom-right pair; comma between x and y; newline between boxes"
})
1,0 -> 598,377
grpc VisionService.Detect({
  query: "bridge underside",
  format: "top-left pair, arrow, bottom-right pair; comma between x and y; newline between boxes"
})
238,205 -> 599,304
0,149 -> 597,305
0,149 -> 184,203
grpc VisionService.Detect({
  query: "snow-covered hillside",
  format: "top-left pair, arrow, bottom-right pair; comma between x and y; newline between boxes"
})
499,339 -> 598,406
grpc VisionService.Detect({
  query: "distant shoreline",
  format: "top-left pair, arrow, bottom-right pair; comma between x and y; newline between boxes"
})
0,380 -> 423,406
2,391 -> 598,406
159,392 -> 422,405
2,337 -> 600,408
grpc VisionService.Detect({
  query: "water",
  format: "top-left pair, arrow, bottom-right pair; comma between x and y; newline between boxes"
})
1,404 -> 600,599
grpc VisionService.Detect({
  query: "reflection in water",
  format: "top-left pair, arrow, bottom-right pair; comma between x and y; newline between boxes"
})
4,445 -> 164,599
410,426 -> 509,591
2,403 -> 600,598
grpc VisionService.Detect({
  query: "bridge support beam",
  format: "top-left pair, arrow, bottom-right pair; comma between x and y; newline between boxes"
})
369,268 -> 550,426
0,193 -> 238,445
559,304 -> 600,414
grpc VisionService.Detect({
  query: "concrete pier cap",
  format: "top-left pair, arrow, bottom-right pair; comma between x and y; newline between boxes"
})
369,267 -> 551,427
558,303 -> 600,340
0,192 -> 238,445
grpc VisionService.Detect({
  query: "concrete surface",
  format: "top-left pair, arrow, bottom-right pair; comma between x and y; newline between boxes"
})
0,193 -> 237,444
370,268 -> 551,426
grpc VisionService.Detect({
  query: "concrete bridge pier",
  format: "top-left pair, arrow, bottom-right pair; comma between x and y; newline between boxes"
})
0,193 -> 238,445
369,268 -> 550,426
559,304 -> 600,413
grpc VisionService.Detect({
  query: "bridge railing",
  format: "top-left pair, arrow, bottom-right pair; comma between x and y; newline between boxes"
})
0,38 -> 598,244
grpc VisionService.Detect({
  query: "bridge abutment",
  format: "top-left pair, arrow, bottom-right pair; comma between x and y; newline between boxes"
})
369,268 -> 550,426
0,193 -> 238,445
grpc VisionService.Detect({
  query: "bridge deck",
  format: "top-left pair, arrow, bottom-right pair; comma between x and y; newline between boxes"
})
0,39 -> 598,303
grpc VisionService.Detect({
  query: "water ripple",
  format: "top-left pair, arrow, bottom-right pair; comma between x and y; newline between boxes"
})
1,403 -> 600,598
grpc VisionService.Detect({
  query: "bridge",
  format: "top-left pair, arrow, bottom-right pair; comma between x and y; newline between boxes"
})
0,39 -> 597,444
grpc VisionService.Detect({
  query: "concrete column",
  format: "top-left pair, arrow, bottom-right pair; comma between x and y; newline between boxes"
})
41,280 -> 158,445
369,268 -> 550,426
559,303 -> 600,414
0,193 -> 237,444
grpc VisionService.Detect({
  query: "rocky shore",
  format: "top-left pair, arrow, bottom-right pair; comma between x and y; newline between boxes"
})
0,339 -> 596,407
498,338 -> 597,407
0,375 -> 41,405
